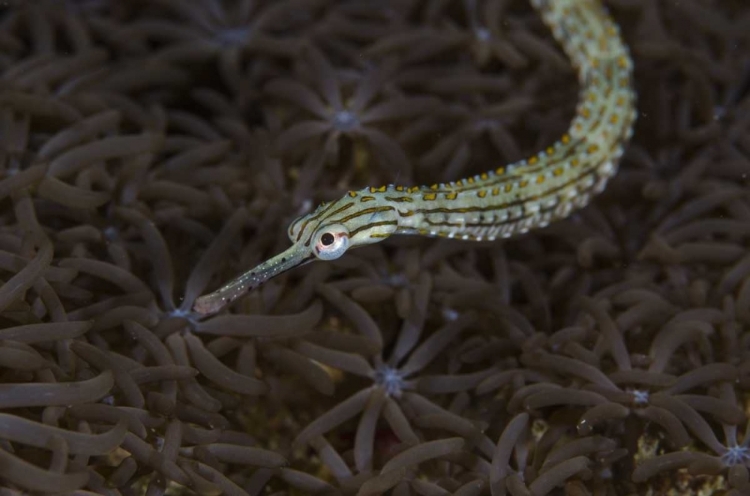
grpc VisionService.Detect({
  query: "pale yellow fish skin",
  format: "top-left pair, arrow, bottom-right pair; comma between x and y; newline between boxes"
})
194,0 -> 637,315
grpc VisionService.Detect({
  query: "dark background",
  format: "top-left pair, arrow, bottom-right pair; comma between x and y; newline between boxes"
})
0,1 -> 748,495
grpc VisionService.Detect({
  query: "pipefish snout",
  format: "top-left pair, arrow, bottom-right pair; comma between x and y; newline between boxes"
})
193,0 -> 637,316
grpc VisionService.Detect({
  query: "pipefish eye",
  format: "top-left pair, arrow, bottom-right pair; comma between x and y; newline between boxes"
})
313,224 -> 349,261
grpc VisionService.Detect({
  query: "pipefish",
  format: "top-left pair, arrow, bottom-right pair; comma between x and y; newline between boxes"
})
194,0 -> 637,315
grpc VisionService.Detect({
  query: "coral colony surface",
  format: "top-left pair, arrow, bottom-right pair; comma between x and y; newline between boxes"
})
0,0 -> 749,495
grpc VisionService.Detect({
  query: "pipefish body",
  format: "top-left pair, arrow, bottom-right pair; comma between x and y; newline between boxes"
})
193,0 -> 637,315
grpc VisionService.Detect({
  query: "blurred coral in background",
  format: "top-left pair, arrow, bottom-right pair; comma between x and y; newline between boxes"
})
1,0 -> 749,494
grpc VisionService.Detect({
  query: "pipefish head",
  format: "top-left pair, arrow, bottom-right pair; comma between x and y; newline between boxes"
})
193,192 -> 399,315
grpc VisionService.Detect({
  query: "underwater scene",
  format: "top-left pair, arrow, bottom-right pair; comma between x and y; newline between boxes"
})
0,0 -> 748,495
